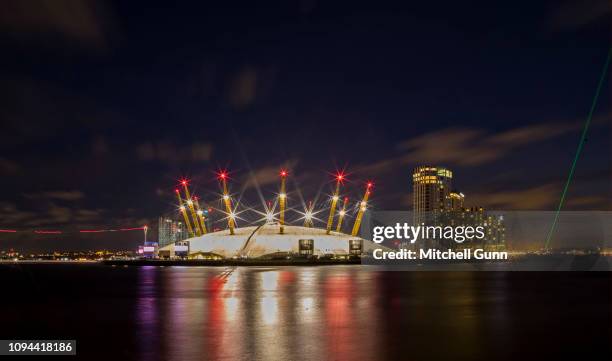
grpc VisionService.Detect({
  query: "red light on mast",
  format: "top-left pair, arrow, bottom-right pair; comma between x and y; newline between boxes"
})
280,169 -> 288,177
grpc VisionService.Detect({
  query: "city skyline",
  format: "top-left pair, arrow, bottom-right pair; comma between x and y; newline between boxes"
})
0,0 -> 610,251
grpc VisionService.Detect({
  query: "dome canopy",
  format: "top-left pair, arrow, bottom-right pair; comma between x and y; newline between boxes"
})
160,223 -> 379,258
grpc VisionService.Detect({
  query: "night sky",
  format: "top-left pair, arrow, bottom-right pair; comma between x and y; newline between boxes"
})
0,0 -> 610,251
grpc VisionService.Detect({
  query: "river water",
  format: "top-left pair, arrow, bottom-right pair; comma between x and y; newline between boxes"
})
1,264 -> 609,360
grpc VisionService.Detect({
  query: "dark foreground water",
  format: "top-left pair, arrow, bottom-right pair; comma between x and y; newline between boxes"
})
0,264 -> 610,361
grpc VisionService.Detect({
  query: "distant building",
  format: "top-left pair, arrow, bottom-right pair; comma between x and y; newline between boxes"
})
412,166 -> 453,226
412,166 -> 505,250
158,217 -> 189,248
449,190 -> 465,211
440,206 -> 506,251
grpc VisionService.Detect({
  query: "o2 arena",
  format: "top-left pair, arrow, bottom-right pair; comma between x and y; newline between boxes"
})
156,170 -> 381,260
160,223 -> 380,259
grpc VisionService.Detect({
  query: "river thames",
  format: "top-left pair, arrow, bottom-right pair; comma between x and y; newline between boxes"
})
0,264 -> 609,360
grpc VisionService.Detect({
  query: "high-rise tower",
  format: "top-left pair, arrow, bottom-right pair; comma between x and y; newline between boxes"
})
449,190 -> 465,211
412,166 -> 453,225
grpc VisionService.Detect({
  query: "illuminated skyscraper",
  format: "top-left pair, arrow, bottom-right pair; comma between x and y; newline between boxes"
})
449,190 -> 465,211
158,217 -> 188,248
412,167 -> 505,250
412,166 -> 453,225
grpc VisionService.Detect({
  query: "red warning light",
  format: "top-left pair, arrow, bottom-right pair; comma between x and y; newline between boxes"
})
367,182 -> 373,189
335,172 -> 345,182
175,188 -> 179,193
180,179 -> 188,186
280,169 -> 288,177
218,172 -> 227,180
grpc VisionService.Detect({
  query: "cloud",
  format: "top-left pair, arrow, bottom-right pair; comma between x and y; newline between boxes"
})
0,0 -> 116,51
73,209 -> 104,222
0,77 -> 122,147
91,136 -> 109,155
224,66 -> 276,110
549,0 -> 610,30
356,121 -> 580,174
227,67 -> 258,109
565,195 -> 610,210
243,160 -> 299,189
0,157 -> 20,174
467,183 -> 560,210
24,190 -> 85,201
0,201 -> 103,227
488,122 -> 577,146
44,204 -> 72,224
136,141 -> 213,163
0,202 -> 35,226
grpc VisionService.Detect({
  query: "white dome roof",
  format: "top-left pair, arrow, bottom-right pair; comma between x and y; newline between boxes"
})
160,223 -> 378,258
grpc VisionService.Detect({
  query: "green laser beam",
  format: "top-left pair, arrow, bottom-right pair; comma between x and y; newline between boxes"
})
544,47 -> 612,250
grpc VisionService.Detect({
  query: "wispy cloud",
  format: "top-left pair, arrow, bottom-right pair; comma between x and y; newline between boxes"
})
242,160 -> 299,189
468,183 -> 560,210
227,67 -> 258,109
136,141 -> 213,163
548,0 -> 610,30
0,0 -> 116,51
356,121 -> 580,174
0,201 -> 104,227
24,190 -> 85,201
565,195 -> 611,209
0,157 -> 20,175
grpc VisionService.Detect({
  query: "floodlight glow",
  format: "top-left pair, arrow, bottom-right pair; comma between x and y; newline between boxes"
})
332,195 -> 339,201
223,194 -> 230,201
279,193 -> 286,199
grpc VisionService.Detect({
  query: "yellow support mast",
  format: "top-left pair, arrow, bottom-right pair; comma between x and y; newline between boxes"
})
175,189 -> 195,237
219,171 -> 235,235
279,169 -> 288,234
181,180 -> 202,236
326,172 -> 344,234
351,182 -> 373,237
193,196 -> 208,234
336,197 -> 349,233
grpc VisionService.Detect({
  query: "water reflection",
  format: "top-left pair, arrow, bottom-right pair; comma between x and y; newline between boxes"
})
133,267 -> 511,361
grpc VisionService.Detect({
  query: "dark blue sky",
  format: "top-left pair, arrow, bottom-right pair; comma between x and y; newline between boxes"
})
0,0 -> 609,251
